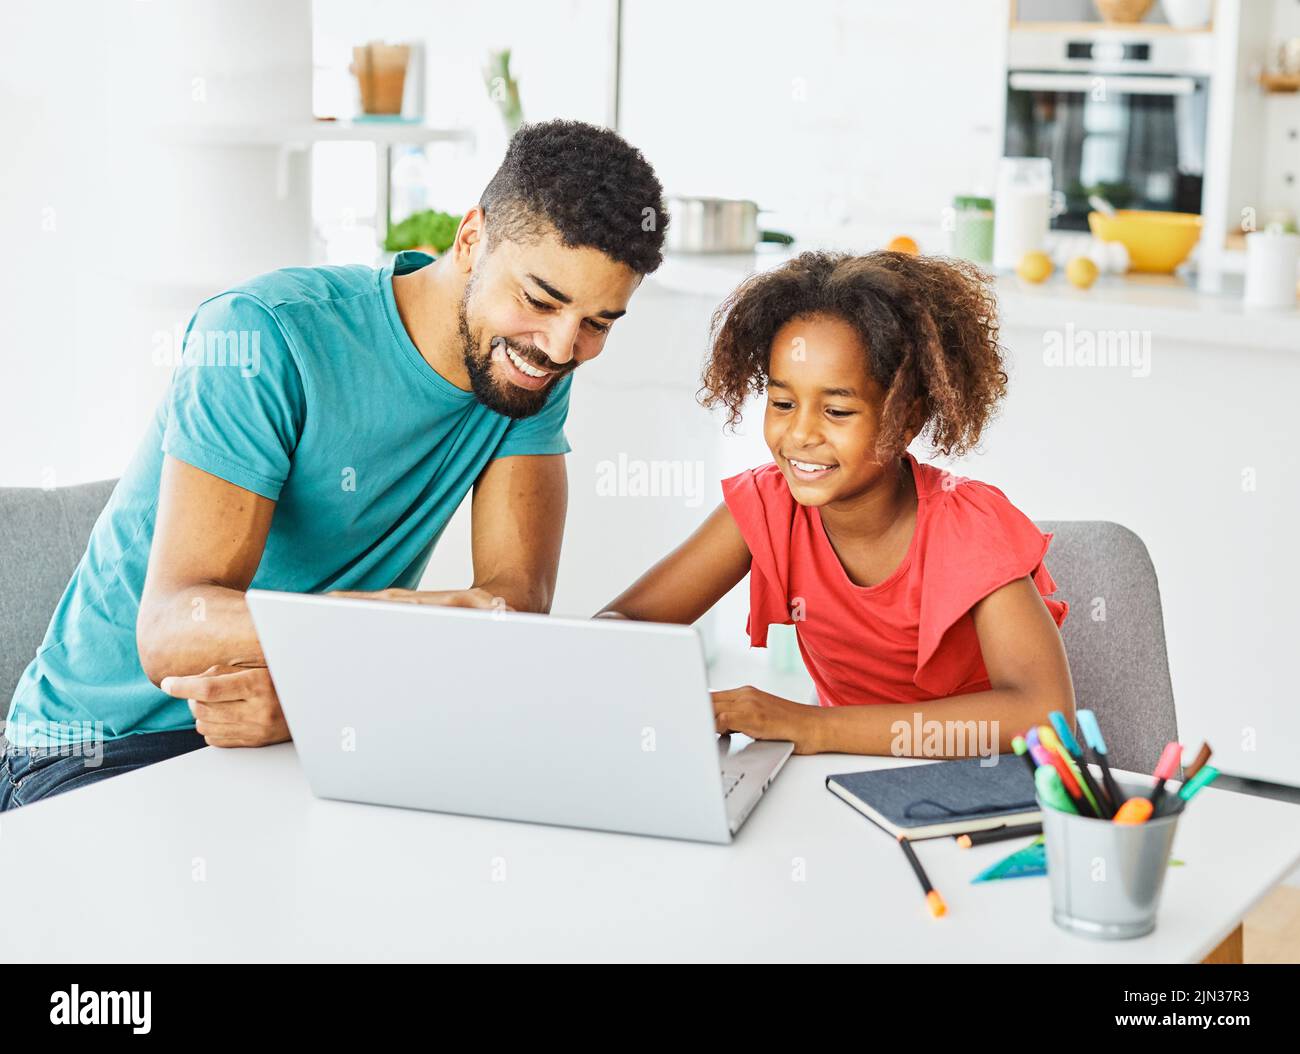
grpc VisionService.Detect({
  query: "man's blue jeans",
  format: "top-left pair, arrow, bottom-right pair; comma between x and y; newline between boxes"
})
0,730 -> 206,811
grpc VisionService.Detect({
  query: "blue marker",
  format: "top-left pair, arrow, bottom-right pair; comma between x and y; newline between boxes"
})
1049,711 -> 1114,817
1048,711 -> 1084,757
1077,709 -> 1124,813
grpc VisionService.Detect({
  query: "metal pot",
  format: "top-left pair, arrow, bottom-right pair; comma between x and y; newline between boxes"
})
664,196 -> 794,254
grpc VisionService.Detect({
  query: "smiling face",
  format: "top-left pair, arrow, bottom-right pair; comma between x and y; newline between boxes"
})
763,312 -> 900,508
457,215 -> 642,418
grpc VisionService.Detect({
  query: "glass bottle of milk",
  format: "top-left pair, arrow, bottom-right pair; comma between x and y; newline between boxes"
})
992,157 -> 1054,271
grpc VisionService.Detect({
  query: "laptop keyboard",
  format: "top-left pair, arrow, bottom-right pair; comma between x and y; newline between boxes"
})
721,769 -> 745,798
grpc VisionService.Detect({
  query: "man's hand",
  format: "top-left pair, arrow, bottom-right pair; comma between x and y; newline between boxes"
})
160,664 -> 289,748
711,685 -> 822,754
327,587 -> 511,611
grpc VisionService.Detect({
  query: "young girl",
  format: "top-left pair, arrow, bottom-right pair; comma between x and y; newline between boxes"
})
598,250 -> 1072,756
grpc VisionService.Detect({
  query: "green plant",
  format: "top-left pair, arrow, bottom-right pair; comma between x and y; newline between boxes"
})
384,209 -> 462,253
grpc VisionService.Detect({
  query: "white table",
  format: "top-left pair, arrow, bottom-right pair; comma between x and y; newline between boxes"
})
0,741 -> 1295,963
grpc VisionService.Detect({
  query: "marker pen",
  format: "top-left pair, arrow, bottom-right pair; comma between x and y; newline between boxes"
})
1076,710 -> 1124,812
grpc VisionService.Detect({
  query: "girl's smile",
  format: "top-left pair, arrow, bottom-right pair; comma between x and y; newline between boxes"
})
783,455 -> 839,482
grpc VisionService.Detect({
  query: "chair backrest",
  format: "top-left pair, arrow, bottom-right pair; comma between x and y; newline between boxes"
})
1036,520 -> 1178,775
0,479 -> 118,707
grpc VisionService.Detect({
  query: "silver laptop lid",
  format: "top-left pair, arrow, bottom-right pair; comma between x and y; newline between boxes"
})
246,591 -> 732,844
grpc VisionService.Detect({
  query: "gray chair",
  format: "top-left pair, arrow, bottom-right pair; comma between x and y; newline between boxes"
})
1037,521 -> 1179,775
0,480 -> 118,707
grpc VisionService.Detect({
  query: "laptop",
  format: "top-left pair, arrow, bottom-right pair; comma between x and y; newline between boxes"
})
245,590 -> 793,844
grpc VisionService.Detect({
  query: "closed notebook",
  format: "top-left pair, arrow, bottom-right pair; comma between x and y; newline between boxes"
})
826,757 -> 1040,839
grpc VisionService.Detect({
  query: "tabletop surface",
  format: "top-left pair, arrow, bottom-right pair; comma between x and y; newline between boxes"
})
1,740 -> 1296,963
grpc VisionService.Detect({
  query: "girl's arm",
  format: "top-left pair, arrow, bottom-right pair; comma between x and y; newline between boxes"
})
715,575 -> 1074,755
596,501 -> 753,624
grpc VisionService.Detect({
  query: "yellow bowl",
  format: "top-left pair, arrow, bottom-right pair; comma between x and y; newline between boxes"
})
1087,210 -> 1203,274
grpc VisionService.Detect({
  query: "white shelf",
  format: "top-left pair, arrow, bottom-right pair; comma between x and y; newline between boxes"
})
153,120 -> 475,148
1009,22 -> 1214,36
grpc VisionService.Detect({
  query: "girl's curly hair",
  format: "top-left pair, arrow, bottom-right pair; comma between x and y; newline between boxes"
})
699,250 -> 1007,460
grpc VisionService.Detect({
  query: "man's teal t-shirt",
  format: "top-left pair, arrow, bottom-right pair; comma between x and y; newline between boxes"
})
5,251 -> 572,747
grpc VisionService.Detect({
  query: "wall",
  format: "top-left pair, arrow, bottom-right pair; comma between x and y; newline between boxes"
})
617,0 -> 1011,249
0,0 -> 313,488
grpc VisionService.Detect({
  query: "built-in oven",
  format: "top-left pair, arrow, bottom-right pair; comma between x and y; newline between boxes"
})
1003,30 -> 1211,230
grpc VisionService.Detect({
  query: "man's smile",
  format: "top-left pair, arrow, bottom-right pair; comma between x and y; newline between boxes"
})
491,337 -> 560,391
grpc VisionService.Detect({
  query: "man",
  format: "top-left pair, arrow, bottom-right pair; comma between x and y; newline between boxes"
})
0,120 -> 668,809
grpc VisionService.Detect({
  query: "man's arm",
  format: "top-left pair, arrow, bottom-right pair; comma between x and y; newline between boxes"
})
137,455 -> 275,683
467,453 -> 568,613
138,456 -> 294,749
139,454 -> 563,671
148,453 -> 516,748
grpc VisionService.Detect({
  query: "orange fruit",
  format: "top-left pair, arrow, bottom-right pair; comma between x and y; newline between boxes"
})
886,235 -> 919,255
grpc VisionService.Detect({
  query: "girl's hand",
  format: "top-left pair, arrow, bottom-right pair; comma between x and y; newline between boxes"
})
711,686 -> 822,754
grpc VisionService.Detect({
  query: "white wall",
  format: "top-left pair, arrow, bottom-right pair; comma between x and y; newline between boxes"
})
0,0 -> 313,488
618,0 -> 1010,249
2,0 -> 619,487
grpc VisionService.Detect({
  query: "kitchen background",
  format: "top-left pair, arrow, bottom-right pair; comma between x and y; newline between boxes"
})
3,0 -> 1300,798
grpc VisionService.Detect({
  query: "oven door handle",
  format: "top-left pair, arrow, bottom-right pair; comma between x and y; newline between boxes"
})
1009,72 -> 1198,95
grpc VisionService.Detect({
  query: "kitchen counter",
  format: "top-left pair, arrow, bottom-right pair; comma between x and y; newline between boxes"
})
651,252 -> 1300,353
996,273 -> 1300,354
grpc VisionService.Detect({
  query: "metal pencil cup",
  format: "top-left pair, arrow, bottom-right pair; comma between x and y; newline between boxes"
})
1039,777 -> 1184,940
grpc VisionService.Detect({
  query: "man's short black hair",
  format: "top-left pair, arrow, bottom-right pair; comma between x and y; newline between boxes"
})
479,120 -> 668,275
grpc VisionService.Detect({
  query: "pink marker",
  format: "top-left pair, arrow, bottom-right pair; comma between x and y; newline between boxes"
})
1148,742 -> 1183,810
1027,740 -> 1054,769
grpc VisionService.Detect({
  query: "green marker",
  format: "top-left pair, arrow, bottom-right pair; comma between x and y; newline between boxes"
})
1035,765 -> 1078,814
1040,724 -> 1103,818
1059,744 -> 1105,817
1178,765 -> 1220,802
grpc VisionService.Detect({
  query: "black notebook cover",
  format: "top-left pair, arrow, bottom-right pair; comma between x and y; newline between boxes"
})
826,757 -> 1041,839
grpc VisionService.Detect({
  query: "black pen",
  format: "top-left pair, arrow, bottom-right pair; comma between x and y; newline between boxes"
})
955,823 -> 1043,848
899,835 -> 946,917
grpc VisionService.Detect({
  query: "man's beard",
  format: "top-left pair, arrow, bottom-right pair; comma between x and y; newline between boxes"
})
457,285 -> 567,420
